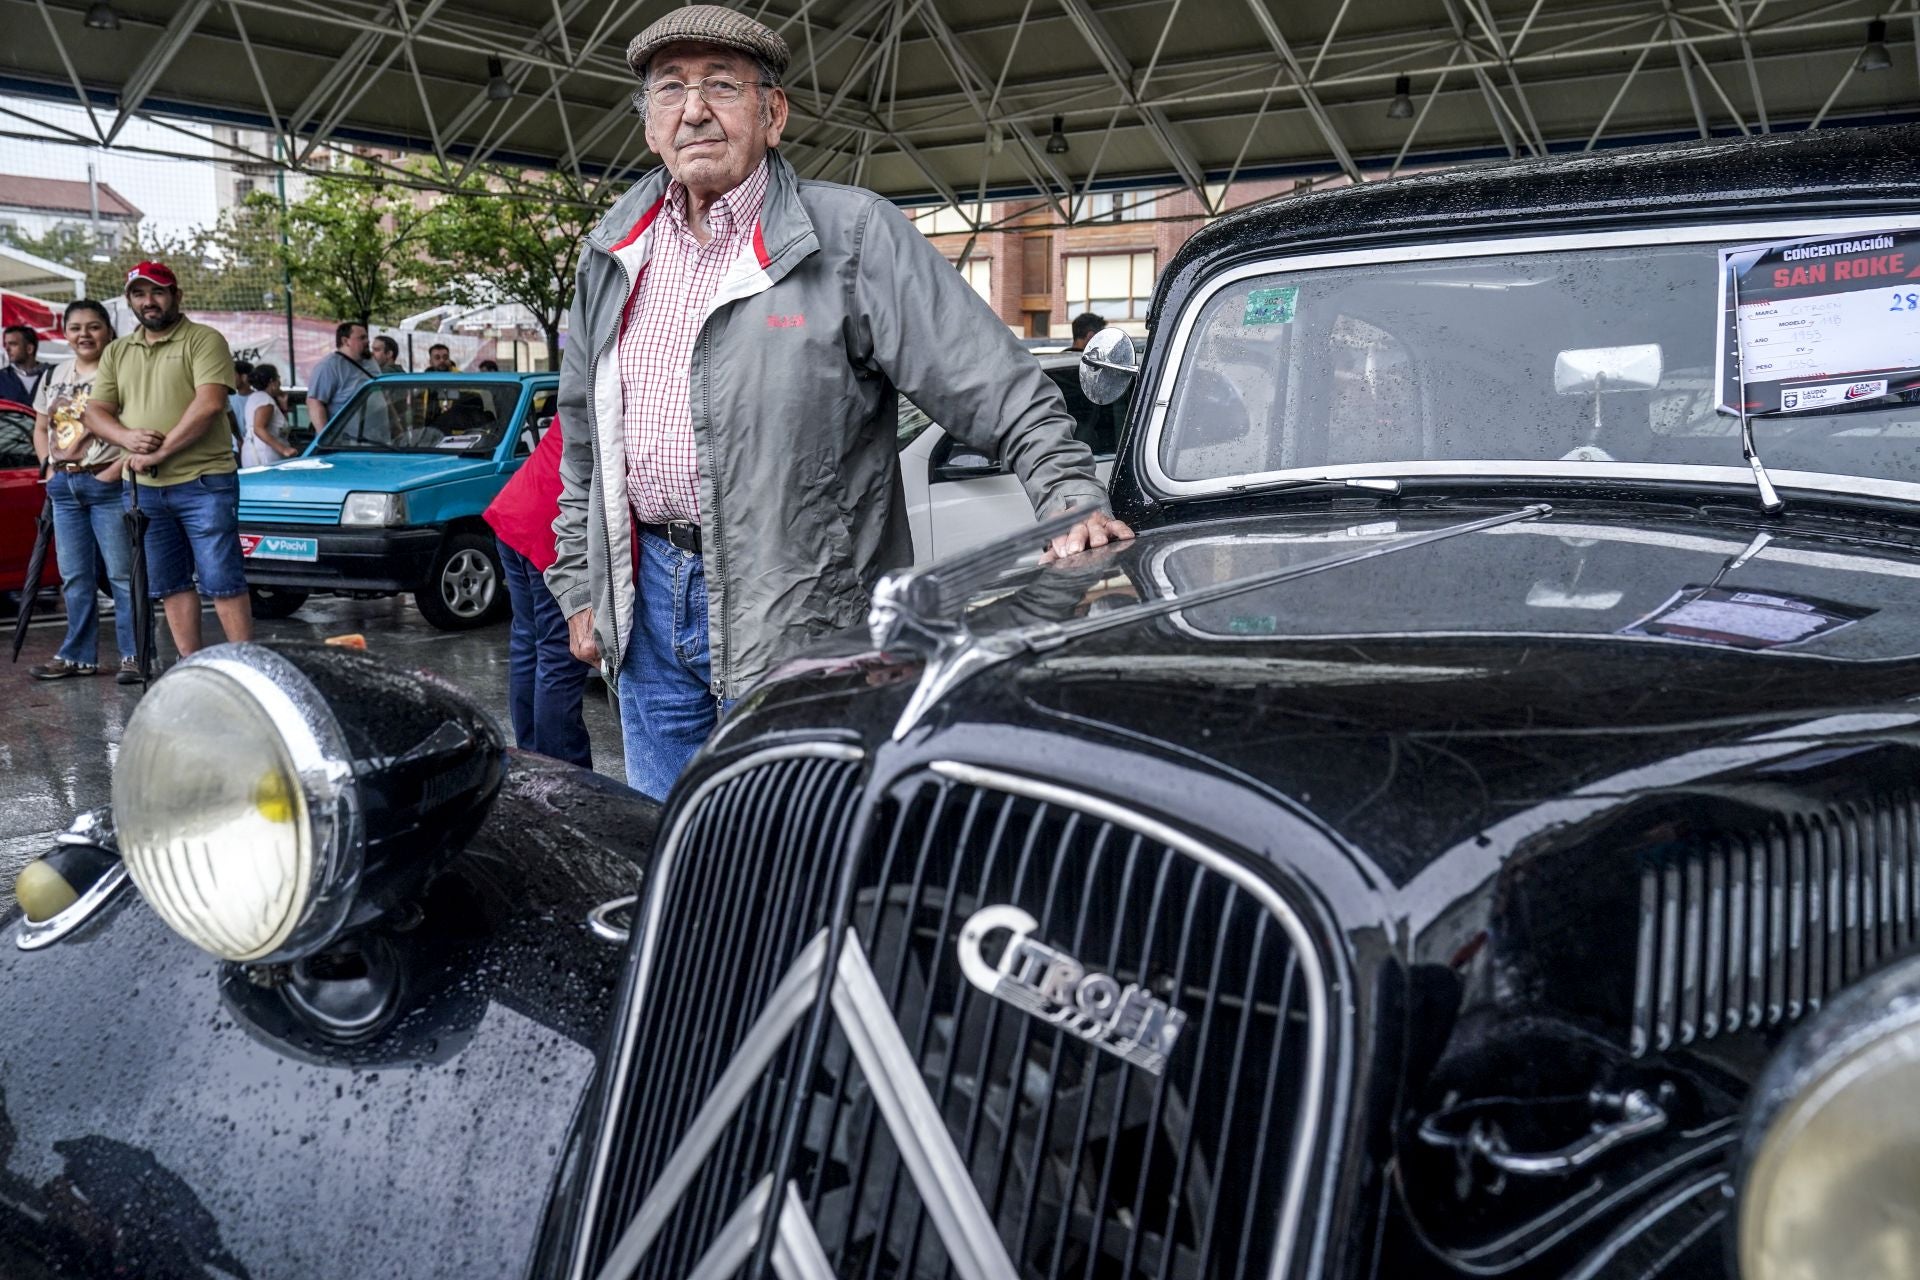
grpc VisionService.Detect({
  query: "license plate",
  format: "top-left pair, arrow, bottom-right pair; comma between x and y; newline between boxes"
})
240,534 -> 319,562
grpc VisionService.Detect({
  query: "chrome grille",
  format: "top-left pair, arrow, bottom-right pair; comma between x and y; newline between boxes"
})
1631,794 -> 1920,1056
577,752 -> 1327,1280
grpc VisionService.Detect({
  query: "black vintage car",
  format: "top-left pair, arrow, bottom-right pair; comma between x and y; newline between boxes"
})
9,124 -> 1920,1280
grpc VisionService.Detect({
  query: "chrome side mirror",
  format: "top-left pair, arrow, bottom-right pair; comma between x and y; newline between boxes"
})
1080,327 -> 1138,405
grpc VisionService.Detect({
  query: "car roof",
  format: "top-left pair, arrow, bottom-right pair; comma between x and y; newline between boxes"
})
1159,123 -> 1920,324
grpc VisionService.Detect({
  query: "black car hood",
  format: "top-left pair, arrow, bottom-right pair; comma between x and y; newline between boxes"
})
760,499 -> 1920,895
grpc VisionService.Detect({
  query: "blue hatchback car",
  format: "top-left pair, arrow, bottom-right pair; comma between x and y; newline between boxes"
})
237,373 -> 558,629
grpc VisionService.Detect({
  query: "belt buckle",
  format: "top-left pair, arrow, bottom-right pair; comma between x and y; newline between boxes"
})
667,521 -> 701,554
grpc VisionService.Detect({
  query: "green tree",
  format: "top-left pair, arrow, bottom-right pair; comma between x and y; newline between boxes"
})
3,212 -> 306,313
280,158 -> 434,325
423,167 -> 606,362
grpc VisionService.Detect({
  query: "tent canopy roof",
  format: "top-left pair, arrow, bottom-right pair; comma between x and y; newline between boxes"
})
5,0 -> 1914,213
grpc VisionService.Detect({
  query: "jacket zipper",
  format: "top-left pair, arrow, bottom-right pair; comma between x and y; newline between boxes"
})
695,322 -> 728,698
589,243 -> 634,681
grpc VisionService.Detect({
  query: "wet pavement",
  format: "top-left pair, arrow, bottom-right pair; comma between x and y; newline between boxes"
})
1,594 -> 624,916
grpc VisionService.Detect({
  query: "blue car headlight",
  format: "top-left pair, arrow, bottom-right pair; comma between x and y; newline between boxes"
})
341,491 -> 408,526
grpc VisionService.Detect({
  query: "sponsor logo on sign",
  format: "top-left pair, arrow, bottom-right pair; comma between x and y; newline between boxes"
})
240,534 -> 320,562
957,905 -> 1187,1074
1777,379 -> 1885,413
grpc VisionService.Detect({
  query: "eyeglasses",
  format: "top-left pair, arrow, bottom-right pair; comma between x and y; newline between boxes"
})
645,76 -> 771,110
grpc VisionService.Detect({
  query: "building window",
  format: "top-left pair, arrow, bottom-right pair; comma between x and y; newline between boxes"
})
1081,190 -> 1158,223
949,256 -> 991,303
1064,251 -> 1154,322
911,203 -> 984,235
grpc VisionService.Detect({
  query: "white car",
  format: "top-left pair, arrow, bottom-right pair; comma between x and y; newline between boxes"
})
900,352 -> 1128,563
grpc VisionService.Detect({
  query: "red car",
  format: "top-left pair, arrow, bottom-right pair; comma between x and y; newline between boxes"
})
0,396 -> 53,601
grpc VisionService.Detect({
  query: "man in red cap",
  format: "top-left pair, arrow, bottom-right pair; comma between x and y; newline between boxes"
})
84,262 -> 251,656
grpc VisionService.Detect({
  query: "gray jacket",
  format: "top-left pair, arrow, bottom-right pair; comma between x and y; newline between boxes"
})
548,150 -> 1108,699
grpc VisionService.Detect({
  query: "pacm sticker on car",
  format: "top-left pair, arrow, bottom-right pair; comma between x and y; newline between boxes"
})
1243,286 -> 1299,326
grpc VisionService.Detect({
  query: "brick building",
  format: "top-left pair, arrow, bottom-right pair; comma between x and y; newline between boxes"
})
908,177 -> 1311,340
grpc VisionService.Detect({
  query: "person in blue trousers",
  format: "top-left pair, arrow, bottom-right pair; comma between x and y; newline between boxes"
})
483,418 -> 592,768
29,300 -> 139,684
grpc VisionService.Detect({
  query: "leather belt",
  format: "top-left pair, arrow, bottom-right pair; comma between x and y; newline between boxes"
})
52,460 -> 111,475
641,520 -> 702,555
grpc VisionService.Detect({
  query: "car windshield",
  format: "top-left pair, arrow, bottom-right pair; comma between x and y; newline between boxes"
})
1157,235 -> 1920,491
0,408 -> 35,469
315,382 -> 515,455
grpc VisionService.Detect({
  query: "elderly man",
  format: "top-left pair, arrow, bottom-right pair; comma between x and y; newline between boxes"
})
549,5 -> 1130,800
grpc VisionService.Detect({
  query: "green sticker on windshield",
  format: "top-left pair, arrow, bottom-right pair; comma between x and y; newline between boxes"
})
1243,286 -> 1298,326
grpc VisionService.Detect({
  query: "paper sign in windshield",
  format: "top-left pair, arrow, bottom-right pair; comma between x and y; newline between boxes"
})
1718,230 -> 1920,414
1622,585 -> 1871,650
435,433 -> 483,450
1243,286 -> 1298,327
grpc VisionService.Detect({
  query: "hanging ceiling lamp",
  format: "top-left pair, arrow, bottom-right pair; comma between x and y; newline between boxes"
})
84,2 -> 121,30
1045,115 -> 1070,154
485,55 -> 513,101
1387,74 -> 1415,119
1858,20 -> 1892,72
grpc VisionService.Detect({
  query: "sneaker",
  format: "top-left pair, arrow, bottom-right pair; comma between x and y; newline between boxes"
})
116,658 -> 143,686
29,658 -> 97,680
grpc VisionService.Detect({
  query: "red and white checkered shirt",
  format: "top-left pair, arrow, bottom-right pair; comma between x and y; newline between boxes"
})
617,158 -> 769,524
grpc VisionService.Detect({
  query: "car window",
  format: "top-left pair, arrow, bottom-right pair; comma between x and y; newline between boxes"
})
315,382 -> 512,455
1160,242 -> 1920,488
907,368 -> 1129,475
897,399 -> 934,449
1047,367 -> 1129,460
517,386 -> 558,456
0,408 -> 34,469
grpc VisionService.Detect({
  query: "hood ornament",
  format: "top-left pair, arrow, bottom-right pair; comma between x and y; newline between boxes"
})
958,905 -> 1188,1075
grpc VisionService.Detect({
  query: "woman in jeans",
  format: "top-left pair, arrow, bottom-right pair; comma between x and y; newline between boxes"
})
29,300 -> 138,684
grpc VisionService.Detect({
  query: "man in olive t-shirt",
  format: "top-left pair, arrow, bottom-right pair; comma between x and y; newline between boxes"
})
85,261 -> 252,656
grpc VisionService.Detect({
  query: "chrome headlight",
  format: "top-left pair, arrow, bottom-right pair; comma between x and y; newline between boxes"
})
1738,954 -> 1920,1280
112,642 -> 504,966
114,646 -> 361,962
341,491 -> 407,526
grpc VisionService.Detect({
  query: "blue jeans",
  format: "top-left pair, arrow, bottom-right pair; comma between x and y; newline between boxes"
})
127,472 -> 247,599
618,532 -> 728,801
48,472 -> 136,665
500,538 -> 592,769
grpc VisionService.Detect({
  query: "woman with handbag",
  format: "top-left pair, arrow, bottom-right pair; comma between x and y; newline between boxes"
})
29,300 -> 139,684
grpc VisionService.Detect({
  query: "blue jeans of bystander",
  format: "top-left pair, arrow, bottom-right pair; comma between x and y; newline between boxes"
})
48,471 -> 136,665
499,538 -> 592,769
128,472 -> 247,600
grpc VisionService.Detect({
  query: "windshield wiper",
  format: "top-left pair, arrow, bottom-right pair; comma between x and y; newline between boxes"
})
1227,475 -> 1403,497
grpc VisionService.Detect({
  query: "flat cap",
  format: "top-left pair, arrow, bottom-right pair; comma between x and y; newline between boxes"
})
626,5 -> 791,79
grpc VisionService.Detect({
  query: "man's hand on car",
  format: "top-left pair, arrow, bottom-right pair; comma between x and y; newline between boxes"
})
568,607 -> 601,665
1042,511 -> 1136,565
